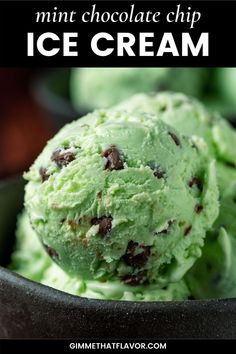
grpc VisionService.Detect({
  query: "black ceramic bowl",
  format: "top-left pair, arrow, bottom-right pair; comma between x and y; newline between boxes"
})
0,177 -> 236,339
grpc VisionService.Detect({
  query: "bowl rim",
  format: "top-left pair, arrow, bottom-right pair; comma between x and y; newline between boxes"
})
1,266 -> 236,310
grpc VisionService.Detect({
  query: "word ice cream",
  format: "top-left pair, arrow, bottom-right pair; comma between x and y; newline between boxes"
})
27,32 -> 209,57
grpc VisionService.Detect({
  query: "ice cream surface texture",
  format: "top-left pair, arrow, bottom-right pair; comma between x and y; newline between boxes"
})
41,263 -> 190,301
115,92 -> 236,166
10,211 -> 51,282
186,167 -> 236,299
24,109 -> 219,289
12,212 -> 190,301
115,92 -> 236,299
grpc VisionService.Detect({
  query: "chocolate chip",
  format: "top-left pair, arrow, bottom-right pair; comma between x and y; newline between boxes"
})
97,191 -> 102,199
68,219 -> 77,231
148,162 -> 165,179
188,177 -> 203,191
194,204 -> 203,214
43,244 -> 59,260
155,221 -> 173,236
91,216 -> 113,237
60,218 -> 65,224
184,225 -> 192,236
39,167 -> 49,182
123,241 -> 151,267
102,145 -> 124,171
168,132 -> 181,147
153,169 -> 165,179
120,270 -> 148,286
51,149 -> 75,168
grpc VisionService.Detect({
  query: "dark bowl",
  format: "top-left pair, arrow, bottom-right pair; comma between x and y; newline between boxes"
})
0,177 -> 236,339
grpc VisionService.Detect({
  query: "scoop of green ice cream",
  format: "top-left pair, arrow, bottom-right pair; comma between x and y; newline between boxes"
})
115,92 -> 236,166
71,68 -> 168,110
71,68 -> 207,111
116,91 -> 236,298
24,109 -> 219,287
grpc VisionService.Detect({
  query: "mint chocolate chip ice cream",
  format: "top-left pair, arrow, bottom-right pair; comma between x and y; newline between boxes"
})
22,108 -> 218,293
116,91 -> 236,299
115,91 -> 236,166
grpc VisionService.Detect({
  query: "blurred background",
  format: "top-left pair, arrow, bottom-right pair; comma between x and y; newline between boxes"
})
0,69 -> 53,179
0,67 -> 235,180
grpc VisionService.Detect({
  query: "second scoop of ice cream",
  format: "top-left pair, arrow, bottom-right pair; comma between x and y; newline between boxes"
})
24,110 -> 219,287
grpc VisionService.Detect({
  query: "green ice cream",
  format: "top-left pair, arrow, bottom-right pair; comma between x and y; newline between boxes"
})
71,68 -> 168,110
41,262 -> 190,301
186,227 -> 236,299
186,166 -> 236,299
115,92 -> 236,166
12,212 -> 190,301
71,68 -> 207,111
10,211 -> 51,282
115,91 -> 236,299
24,109 -> 219,289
